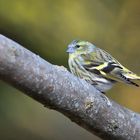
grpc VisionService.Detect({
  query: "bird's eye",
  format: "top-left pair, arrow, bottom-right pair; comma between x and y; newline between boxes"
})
75,45 -> 80,48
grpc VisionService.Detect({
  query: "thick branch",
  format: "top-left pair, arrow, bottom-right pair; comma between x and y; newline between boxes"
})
0,35 -> 140,140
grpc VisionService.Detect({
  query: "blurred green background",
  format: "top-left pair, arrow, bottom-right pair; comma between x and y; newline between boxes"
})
0,0 -> 140,140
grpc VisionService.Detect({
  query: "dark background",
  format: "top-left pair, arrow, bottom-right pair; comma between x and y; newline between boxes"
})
0,0 -> 140,140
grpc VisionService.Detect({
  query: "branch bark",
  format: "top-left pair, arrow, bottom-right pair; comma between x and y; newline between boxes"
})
0,35 -> 140,140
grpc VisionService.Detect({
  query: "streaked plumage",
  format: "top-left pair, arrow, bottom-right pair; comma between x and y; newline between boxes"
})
66,40 -> 140,93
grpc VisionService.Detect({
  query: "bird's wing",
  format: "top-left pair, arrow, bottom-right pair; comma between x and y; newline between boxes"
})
82,48 -> 140,86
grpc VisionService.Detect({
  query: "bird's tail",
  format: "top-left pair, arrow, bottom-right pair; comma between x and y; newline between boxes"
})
123,72 -> 140,80
121,70 -> 140,87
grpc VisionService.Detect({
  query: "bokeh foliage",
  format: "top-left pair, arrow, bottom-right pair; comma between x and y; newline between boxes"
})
0,0 -> 140,140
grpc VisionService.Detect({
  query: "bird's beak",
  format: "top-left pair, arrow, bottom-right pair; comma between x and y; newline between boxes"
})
66,47 -> 75,53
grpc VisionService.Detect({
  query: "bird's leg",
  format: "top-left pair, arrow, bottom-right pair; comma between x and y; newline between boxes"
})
100,92 -> 112,106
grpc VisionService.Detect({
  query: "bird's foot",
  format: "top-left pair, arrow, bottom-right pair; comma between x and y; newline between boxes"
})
100,93 -> 112,106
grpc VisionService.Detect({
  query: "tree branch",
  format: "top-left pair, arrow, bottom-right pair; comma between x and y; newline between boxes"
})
0,35 -> 140,140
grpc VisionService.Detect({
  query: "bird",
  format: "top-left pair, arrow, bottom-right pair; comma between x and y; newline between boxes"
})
66,40 -> 140,94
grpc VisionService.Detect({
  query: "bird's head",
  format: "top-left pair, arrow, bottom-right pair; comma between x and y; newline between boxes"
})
66,40 -> 95,56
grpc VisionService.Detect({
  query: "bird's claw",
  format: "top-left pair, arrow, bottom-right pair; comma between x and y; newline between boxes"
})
100,94 -> 112,106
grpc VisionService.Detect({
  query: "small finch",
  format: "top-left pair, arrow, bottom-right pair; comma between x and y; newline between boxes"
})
66,40 -> 140,93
